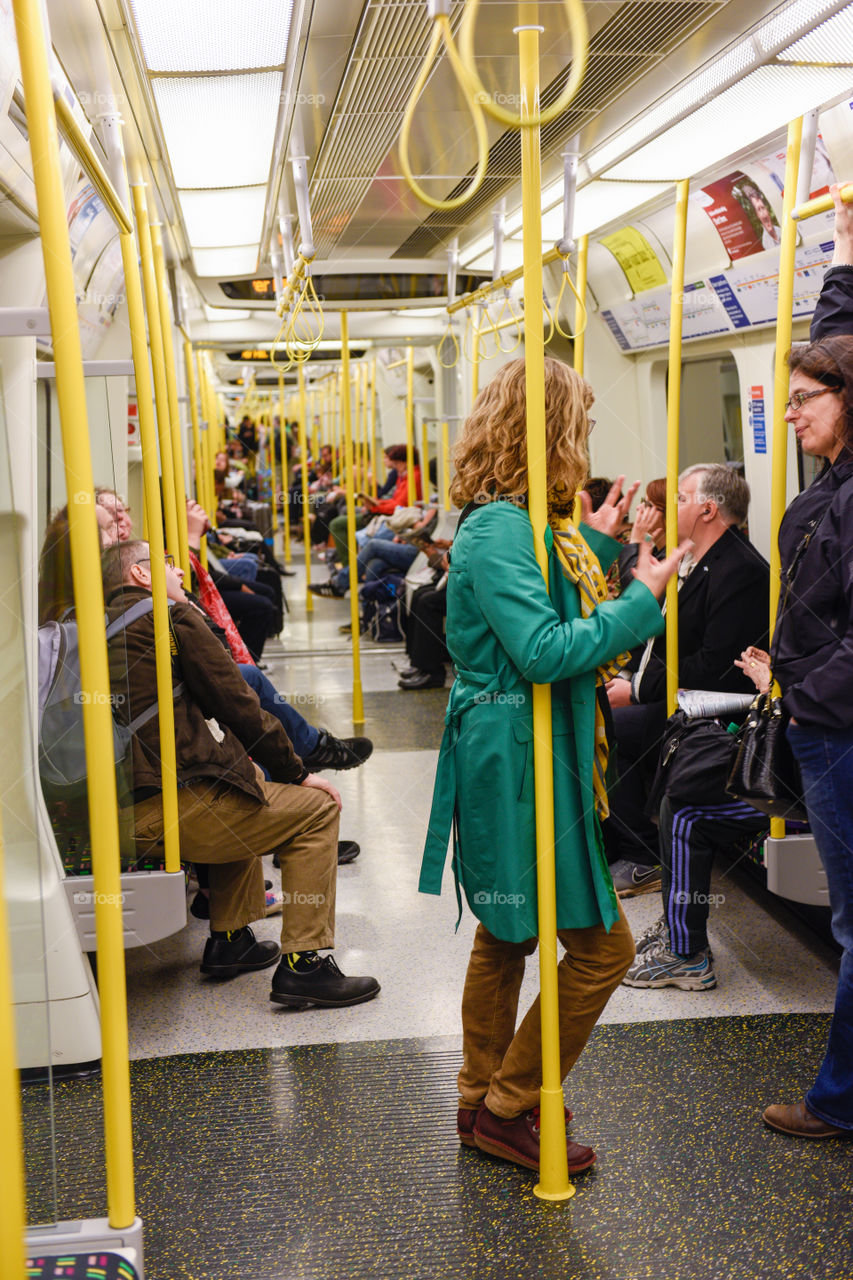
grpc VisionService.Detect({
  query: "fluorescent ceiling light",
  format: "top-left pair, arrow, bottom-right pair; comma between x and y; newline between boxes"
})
153,74 -> 281,188
777,6 -> 853,60
181,187 -> 267,248
588,45 -> 756,176
540,181 -> 673,240
756,0 -> 845,52
128,0 -> 293,72
203,305 -> 251,322
460,232 -> 493,267
602,65 -> 853,182
192,246 -> 259,277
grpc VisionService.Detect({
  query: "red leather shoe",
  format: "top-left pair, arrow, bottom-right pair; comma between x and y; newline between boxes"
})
457,1107 -> 478,1148
473,1102 -> 594,1173
763,1100 -> 851,1138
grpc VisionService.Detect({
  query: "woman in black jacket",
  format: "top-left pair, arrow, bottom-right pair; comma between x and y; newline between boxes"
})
740,330 -> 853,1140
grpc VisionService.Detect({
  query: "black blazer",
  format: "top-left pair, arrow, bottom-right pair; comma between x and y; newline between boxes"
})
634,525 -> 770,703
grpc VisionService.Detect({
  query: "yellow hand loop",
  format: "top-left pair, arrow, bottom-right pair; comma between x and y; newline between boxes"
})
437,319 -> 460,369
495,290 -> 523,354
552,257 -> 588,341
459,0 -> 589,130
398,12 -> 490,212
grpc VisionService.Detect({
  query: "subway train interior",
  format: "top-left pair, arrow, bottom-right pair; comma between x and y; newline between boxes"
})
2,0 -> 853,1276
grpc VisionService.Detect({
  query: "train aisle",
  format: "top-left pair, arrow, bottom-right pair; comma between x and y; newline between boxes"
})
25,548 -> 853,1280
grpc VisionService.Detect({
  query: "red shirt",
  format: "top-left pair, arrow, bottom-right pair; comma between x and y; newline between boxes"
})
372,467 -> 422,514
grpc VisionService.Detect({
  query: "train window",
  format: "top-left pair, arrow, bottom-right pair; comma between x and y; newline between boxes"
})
35,370 -> 142,877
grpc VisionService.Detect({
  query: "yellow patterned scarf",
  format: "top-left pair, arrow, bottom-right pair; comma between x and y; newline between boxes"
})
552,525 -> 630,820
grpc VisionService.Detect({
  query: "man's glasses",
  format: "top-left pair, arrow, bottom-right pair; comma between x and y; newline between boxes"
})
136,554 -> 175,568
785,387 -> 838,413
587,417 -> 597,434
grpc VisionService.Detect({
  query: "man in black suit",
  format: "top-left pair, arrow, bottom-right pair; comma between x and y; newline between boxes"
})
604,464 -> 770,895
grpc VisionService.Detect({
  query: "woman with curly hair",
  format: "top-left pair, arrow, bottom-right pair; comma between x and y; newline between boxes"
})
419,356 -> 686,1175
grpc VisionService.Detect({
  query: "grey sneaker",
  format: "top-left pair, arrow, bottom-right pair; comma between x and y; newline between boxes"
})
610,859 -> 662,898
635,915 -> 668,954
623,942 -> 716,991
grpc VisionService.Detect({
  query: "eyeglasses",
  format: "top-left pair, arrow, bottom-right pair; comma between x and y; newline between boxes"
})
785,387 -> 838,413
136,554 -> 176,568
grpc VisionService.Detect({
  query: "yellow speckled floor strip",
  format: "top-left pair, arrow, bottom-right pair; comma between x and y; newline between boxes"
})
22,1016 -> 853,1280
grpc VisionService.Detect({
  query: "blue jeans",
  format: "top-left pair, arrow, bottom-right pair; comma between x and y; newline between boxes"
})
787,721 -> 853,1129
334,532 -> 417,591
222,554 -> 259,582
238,664 -> 319,760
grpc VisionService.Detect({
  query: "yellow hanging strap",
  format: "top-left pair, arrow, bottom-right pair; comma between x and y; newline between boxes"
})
551,250 -> 588,341
399,7 -> 490,212
437,319 -> 460,369
459,0 -> 589,129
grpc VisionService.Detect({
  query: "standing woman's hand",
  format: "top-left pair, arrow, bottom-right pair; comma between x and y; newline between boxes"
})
580,475 -> 640,539
631,539 -> 692,599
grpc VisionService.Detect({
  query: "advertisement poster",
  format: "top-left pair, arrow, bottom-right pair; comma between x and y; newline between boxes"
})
599,227 -> 668,293
752,135 -> 837,236
696,170 -> 782,259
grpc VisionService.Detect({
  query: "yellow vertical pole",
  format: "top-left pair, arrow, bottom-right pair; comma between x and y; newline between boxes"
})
111,152 -> 181,877
196,356 -> 213,529
12,0 -> 135,1226
341,313 -> 365,725
665,179 -> 690,717
269,402 -> 280,540
441,420 -> 451,511
421,418 -> 430,501
769,117 -> 803,841
358,364 -> 367,490
184,341 -> 209,570
203,360 -> 219,526
369,358 -> 378,499
312,389 -> 320,462
278,372 -> 291,564
406,345 -> 416,504
518,3 -> 570,1202
471,307 -> 481,401
130,177 -> 182,567
150,222 -> 191,578
298,364 -> 314,612
0,813 -> 26,1280
573,234 -> 589,377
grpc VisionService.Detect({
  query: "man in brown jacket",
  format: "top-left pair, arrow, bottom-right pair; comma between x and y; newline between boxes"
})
102,540 -> 379,1010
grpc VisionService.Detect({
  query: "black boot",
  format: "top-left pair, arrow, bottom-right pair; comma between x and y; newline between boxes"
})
269,953 -> 380,1009
201,926 -> 280,978
302,729 -> 374,772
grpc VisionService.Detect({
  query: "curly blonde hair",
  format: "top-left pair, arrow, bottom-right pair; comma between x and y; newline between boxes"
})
450,356 -> 592,520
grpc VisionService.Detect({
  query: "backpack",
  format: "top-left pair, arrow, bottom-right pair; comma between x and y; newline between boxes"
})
359,574 -> 406,642
38,598 -> 184,805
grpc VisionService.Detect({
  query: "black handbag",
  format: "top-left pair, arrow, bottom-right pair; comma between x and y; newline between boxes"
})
724,500 -> 834,823
647,709 -> 741,819
725,692 -> 806,820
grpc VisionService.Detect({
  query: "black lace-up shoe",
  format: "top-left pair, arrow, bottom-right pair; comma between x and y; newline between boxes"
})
269,953 -> 380,1009
337,840 -> 360,864
303,729 -> 374,772
200,927 -> 280,978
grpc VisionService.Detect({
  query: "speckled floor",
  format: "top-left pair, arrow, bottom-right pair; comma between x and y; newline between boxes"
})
21,1017 -> 853,1280
26,547 -> 849,1280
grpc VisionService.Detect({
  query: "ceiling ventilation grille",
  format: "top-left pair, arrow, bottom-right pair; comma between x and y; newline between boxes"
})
308,0 -> 467,258
393,0 -> 722,260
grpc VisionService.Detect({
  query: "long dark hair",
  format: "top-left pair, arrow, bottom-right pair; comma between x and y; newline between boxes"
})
38,506 -> 74,625
788,335 -> 853,451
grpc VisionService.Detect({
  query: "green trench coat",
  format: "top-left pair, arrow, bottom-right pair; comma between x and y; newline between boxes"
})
419,501 -> 665,942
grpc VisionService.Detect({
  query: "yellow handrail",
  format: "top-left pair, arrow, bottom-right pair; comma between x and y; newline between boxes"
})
769,117 -> 804,842
130,177 -> 183,569
150,222 -> 191,579
459,0 -> 589,130
573,234 -> 589,375
406,345 -> 417,505
52,93 -> 133,234
515,7 -> 570,1203
341,312 -> 365,725
791,180 -> 853,221
399,10 -> 490,212
369,358 -> 378,500
665,179 -> 690,717
109,140 -> 182,878
184,339 -> 209,571
13,0 -> 135,1227
449,245 -> 562,314
0,810 -> 26,1280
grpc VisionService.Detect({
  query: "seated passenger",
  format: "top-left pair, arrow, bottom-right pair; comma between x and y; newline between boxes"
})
622,793 -> 768,991
397,548 -> 452,690
604,465 -> 769,897
101,539 -> 380,1009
